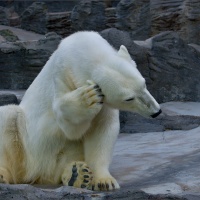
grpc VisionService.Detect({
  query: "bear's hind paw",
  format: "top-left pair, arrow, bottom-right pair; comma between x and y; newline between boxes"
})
62,161 -> 93,189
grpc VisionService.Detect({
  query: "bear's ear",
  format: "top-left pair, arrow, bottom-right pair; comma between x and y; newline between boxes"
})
118,45 -> 132,61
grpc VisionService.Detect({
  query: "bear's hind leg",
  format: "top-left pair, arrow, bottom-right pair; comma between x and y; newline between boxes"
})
62,161 -> 93,189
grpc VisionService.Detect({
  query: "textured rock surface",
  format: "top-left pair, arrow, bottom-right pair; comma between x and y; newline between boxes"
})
0,183 -> 188,200
0,25 -> 45,42
47,11 -> 72,37
145,31 -> 200,103
120,102 -> 200,133
21,2 -> 48,34
0,0 -> 80,13
102,28 -> 200,103
71,0 -> 106,32
0,30 -> 61,89
151,0 -> 200,45
116,0 -> 151,40
0,90 -> 25,104
0,29 -> 19,42
0,6 -> 9,25
0,92 -> 18,106
112,126 -> 200,197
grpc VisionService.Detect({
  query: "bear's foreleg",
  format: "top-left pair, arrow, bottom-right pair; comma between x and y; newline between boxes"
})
84,106 -> 120,191
53,81 -> 104,140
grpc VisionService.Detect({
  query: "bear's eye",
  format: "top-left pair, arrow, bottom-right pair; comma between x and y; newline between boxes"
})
125,97 -> 135,102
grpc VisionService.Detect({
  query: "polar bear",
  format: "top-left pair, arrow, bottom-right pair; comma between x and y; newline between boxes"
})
0,31 -> 161,191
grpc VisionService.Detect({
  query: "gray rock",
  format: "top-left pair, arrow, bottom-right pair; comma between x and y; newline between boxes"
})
151,0 -> 200,45
120,102 -> 200,133
0,93 -> 18,106
0,32 -> 61,89
116,0 -> 151,40
0,6 -> 9,25
21,2 -> 48,34
105,7 -> 117,29
71,0 -> 106,32
0,25 -> 45,41
46,11 -> 72,37
1,0 -> 81,14
145,31 -> 200,103
0,29 -> 19,42
112,126 -> 200,198
0,90 -> 25,104
0,182 -> 189,199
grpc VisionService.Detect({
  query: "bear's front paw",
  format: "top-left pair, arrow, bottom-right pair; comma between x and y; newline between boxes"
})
62,161 -> 93,189
79,81 -> 104,116
90,175 -> 120,191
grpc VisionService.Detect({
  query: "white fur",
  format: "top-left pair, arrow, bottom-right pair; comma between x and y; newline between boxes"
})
0,31 -> 160,189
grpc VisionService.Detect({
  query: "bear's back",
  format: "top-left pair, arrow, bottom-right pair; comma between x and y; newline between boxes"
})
58,31 -> 116,61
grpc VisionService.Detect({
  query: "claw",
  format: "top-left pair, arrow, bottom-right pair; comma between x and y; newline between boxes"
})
92,185 -> 95,190
81,184 -> 86,188
96,88 -> 102,93
98,183 -> 101,189
111,182 -> 115,189
83,179 -> 89,183
94,85 -> 99,89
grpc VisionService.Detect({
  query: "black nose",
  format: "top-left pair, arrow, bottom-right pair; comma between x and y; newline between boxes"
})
151,109 -> 162,118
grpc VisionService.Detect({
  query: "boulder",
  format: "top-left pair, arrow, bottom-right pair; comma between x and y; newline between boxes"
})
0,31 -> 61,89
144,31 -> 200,103
0,6 -> 9,25
21,2 -> 48,34
71,0 -> 106,32
0,29 -> 19,42
116,0 -> 151,40
46,11 -> 72,37
151,0 -> 200,45
0,92 -> 18,106
120,102 -> 200,133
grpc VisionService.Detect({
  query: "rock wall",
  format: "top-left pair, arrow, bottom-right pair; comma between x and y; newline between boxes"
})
1,0 -> 200,44
151,0 -> 200,44
0,31 -> 61,89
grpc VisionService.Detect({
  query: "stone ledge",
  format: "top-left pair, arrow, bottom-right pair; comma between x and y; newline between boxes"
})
0,183 -> 189,200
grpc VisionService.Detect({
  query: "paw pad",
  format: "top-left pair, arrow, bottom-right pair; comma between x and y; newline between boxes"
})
62,161 -> 93,189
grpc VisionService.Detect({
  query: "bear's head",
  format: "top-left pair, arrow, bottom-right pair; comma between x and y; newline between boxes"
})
92,45 -> 161,118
